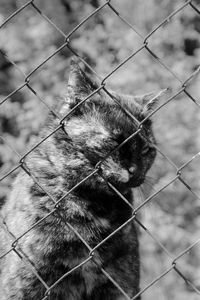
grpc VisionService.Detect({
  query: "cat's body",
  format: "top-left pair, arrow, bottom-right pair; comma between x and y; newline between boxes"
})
0,61 -> 165,300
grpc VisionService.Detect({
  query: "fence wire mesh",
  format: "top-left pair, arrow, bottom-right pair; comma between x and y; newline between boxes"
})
0,0 -> 200,299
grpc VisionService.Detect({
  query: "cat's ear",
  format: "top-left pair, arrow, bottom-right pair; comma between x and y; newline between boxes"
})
67,59 -> 97,96
135,88 -> 169,116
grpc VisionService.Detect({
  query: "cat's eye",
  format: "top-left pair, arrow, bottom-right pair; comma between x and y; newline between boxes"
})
141,145 -> 151,156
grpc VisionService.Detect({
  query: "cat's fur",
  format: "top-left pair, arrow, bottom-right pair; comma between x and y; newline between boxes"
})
0,60 -> 165,300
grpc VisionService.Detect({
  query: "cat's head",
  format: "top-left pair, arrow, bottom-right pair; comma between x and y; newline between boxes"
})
55,60 -> 167,192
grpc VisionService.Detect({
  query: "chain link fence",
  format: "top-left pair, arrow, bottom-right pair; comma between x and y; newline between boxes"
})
0,0 -> 200,299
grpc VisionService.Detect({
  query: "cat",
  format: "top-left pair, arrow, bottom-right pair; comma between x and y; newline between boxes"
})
0,59 -> 166,300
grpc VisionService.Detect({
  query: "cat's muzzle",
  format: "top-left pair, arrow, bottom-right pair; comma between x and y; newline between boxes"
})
128,175 -> 145,187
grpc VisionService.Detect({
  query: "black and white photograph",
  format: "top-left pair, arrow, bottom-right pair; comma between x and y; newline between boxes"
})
0,1 -> 200,299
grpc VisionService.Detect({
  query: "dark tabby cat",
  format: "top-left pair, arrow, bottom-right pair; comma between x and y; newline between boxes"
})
0,60 -> 166,300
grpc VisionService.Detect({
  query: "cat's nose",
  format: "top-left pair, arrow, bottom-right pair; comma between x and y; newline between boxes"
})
128,164 -> 137,174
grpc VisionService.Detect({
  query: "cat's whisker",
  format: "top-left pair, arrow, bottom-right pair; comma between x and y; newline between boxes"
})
137,186 -> 146,203
145,175 -> 158,184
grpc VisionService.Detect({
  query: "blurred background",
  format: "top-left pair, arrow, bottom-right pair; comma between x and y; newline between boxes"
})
0,0 -> 200,299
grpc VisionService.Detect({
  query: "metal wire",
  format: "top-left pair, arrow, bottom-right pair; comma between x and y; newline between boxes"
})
0,0 -> 200,299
